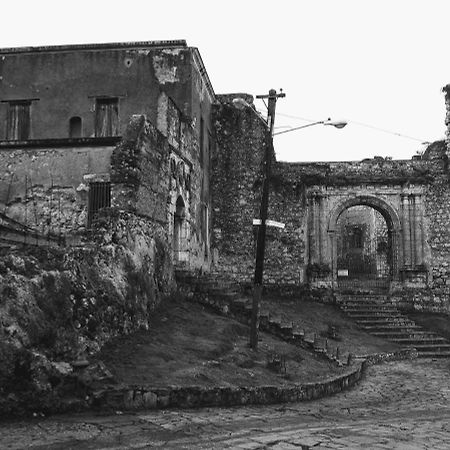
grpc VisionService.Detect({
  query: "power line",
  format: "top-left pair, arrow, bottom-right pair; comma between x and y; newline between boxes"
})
276,111 -> 429,143
349,120 -> 429,143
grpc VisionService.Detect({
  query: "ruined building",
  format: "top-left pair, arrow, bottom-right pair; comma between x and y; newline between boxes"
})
3,39 -> 450,414
2,40 -> 450,313
0,40 -> 213,268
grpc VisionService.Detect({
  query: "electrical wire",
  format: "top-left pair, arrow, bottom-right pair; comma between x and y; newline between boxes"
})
275,111 -> 429,143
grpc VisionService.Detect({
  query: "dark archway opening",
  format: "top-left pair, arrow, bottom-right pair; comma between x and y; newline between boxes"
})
336,205 -> 393,282
69,116 -> 82,138
174,196 -> 187,263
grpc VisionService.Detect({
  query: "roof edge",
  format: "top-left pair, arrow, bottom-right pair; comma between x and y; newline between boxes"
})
0,40 -> 188,55
190,47 -> 215,101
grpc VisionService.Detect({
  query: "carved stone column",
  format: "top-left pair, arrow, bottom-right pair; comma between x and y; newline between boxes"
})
401,193 -> 411,267
308,193 -> 317,264
414,194 -> 424,266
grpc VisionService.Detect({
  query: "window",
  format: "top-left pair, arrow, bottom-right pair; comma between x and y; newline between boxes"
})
7,101 -> 31,140
87,182 -> 111,227
69,116 -> 82,138
95,98 -> 119,137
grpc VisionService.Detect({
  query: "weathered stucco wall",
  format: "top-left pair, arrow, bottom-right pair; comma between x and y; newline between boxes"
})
0,143 -> 115,236
0,42 -> 214,145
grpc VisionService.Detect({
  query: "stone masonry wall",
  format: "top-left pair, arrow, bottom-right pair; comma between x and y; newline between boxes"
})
112,113 -> 208,270
212,93 -> 450,313
211,94 -> 273,281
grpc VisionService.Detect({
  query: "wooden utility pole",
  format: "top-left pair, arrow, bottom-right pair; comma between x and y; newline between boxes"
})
250,89 -> 285,349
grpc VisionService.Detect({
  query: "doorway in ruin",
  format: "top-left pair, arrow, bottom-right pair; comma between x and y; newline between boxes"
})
336,205 -> 392,283
173,196 -> 188,263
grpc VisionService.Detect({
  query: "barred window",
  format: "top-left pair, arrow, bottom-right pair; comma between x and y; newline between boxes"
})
87,182 -> 111,227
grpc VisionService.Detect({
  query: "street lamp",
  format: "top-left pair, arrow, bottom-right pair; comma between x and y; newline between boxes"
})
232,93 -> 347,349
273,118 -> 347,136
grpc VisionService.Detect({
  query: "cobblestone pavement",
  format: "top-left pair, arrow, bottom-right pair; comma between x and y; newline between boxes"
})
1,359 -> 450,449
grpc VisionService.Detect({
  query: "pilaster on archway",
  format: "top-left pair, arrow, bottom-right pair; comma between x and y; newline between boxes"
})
326,195 -> 403,282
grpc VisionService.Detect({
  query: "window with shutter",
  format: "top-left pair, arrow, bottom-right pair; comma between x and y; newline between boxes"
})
7,101 -> 31,140
95,98 -> 119,137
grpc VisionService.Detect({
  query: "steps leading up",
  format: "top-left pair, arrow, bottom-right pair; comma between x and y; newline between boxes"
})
337,292 -> 450,358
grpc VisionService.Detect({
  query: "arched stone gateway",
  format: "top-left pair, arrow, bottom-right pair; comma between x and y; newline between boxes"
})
307,189 -> 427,289
327,196 -> 402,285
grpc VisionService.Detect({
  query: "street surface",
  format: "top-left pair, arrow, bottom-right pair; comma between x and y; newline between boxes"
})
1,359 -> 449,449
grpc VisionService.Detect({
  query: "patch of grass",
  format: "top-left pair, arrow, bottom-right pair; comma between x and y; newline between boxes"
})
94,297 -> 348,388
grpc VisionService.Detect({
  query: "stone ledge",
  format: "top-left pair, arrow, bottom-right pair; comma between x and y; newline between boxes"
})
91,362 -> 365,411
90,347 -> 418,412
356,347 -> 418,365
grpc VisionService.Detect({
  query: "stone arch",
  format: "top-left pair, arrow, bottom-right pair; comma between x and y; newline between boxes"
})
327,195 -> 402,281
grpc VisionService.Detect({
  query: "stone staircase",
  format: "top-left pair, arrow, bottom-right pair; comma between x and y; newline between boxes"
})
337,293 -> 450,358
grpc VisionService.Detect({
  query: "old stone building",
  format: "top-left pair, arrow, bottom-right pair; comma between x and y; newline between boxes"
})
0,40 -> 213,269
211,92 -> 450,313
2,39 -> 450,313
3,39 -> 450,414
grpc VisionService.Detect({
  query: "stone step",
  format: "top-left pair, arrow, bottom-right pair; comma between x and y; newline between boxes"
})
347,312 -> 401,319
343,307 -> 399,315
338,296 -> 389,302
356,318 -> 416,325
416,351 -> 450,358
413,343 -> 450,352
388,336 -> 447,344
371,331 -> 441,339
359,324 -> 423,332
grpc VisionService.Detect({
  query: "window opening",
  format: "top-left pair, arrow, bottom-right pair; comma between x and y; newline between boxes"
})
95,98 -> 119,137
7,101 -> 31,140
87,182 -> 111,227
69,116 -> 82,138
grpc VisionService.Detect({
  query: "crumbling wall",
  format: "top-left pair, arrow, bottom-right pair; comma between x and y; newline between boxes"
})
0,144 -> 114,237
211,94 -> 272,282
112,114 -> 208,269
0,210 -> 175,416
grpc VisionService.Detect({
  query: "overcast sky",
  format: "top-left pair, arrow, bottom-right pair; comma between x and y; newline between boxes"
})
1,0 -> 449,162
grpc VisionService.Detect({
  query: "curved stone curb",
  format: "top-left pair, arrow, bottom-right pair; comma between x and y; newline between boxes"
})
89,347 -> 418,412
91,362 -> 365,411
356,347 -> 418,365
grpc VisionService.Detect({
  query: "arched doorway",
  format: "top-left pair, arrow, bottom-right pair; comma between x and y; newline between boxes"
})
173,196 -> 187,263
336,205 -> 391,280
328,196 -> 401,287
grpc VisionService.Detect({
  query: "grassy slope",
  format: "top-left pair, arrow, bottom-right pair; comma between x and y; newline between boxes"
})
96,295 -> 399,388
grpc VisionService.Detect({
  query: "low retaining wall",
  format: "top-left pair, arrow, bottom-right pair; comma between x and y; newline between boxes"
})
92,361 -> 365,411
356,347 -> 418,365
91,347 -> 418,412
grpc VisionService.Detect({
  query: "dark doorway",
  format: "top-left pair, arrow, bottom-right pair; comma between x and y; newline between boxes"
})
174,196 -> 187,263
336,205 -> 392,281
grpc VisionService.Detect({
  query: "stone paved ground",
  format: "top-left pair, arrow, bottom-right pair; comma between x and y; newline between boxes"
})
1,359 -> 449,449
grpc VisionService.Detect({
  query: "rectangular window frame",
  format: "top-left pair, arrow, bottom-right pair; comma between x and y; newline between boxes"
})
6,100 -> 32,141
94,97 -> 119,137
